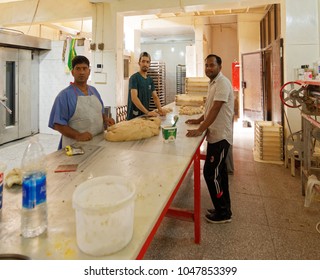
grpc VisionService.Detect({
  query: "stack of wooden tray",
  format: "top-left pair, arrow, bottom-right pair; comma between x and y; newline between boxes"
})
254,121 -> 283,161
185,77 -> 209,95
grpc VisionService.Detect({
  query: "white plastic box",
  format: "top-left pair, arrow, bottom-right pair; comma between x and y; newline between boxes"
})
72,175 -> 136,256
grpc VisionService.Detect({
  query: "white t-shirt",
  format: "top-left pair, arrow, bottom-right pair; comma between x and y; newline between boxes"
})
204,72 -> 234,145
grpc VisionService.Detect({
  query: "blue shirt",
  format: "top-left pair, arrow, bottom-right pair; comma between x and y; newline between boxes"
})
48,84 -> 105,149
48,84 -> 105,129
126,72 -> 155,120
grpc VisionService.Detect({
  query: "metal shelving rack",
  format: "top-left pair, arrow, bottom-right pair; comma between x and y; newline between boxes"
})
176,64 -> 186,94
147,61 -> 166,110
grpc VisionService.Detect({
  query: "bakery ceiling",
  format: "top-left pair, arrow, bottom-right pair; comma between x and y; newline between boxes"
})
140,4 -> 271,43
155,5 -> 271,18
0,1 -> 271,41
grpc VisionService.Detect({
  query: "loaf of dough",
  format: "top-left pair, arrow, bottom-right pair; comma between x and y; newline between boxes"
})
5,168 -> 22,188
155,107 -> 172,114
179,105 -> 204,115
175,94 -> 206,106
105,117 -> 161,142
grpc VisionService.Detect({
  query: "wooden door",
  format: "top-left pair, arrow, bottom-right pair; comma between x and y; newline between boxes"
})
241,51 -> 264,122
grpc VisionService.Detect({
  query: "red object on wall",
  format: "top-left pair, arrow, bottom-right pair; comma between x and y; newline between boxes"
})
232,61 -> 240,91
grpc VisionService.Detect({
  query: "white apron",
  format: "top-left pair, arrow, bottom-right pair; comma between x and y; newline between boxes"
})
62,88 -> 104,148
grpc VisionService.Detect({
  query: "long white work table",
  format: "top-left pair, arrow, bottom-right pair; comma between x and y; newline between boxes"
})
0,103 -> 205,260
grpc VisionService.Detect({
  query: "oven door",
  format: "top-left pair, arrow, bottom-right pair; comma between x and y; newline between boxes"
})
0,47 -> 19,144
0,47 -> 33,145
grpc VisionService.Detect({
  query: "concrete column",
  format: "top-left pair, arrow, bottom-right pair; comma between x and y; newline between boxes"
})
194,23 -> 205,77
91,3 -> 124,119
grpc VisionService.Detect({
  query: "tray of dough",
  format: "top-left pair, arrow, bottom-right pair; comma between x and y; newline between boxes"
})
175,94 -> 206,106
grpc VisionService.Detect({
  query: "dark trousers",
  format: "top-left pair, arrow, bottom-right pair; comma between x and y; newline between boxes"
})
203,140 -> 232,216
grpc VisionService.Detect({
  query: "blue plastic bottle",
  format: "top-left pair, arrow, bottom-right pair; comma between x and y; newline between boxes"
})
21,136 -> 48,238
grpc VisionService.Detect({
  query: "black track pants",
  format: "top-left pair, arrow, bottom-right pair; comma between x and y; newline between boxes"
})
203,140 -> 231,216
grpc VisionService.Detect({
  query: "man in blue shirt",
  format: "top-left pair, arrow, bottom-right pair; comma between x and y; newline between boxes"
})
127,52 -> 166,120
48,55 -> 115,149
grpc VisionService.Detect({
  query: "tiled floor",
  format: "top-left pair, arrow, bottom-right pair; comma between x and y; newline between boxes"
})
143,121 -> 320,260
0,134 -> 60,172
0,122 -> 319,260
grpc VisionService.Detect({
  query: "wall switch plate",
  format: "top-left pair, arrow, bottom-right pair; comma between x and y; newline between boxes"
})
96,64 -> 103,72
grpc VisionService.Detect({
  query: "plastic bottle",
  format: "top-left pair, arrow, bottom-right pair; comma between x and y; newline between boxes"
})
0,162 -> 7,213
21,136 -> 47,238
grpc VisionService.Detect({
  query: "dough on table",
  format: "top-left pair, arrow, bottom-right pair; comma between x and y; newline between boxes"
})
155,107 -> 172,114
105,117 -> 161,142
5,168 -> 22,188
175,94 -> 206,106
179,105 -> 204,115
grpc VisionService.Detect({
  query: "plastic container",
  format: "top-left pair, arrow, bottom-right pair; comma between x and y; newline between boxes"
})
72,175 -> 136,256
0,162 -> 7,212
21,136 -> 48,238
161,125 -> 177,143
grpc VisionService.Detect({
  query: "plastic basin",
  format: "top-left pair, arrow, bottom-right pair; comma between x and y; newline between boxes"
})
72,175 -> 135,256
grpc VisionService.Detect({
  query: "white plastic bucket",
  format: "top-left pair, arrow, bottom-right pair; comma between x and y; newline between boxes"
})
72,175 -> 135,256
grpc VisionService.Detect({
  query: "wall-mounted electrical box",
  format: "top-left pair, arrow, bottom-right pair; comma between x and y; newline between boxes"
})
96,63 -> 103,73
95,73 -> 107,84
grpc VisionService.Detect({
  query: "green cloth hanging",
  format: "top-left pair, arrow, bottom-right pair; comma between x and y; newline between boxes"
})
67,38 -> 77,70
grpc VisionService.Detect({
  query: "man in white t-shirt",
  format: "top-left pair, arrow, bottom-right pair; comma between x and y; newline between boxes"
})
186,54 -> 234,223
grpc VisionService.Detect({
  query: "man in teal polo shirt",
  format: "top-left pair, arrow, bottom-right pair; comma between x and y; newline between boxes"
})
127,52 -> 165,120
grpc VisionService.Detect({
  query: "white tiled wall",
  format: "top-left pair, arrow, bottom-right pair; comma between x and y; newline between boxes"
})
39,40 -> 89,134
283,0 -> 320,133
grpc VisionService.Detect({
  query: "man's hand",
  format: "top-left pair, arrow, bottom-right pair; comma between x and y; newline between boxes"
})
157,108 -> 167,116
75,132 -> 93,141
147,111 -> 158,117
54,123 -> 93,141
105,117 -> 115,126
186,129 -> 203,137
185,119 -> 201,125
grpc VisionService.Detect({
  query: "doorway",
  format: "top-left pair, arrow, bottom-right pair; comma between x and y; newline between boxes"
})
241,38 -> 283,125
241,51 -> 264,123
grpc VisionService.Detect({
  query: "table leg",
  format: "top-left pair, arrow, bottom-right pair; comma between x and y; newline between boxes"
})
193,148 -> 201,244
136,142 -> 203,259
